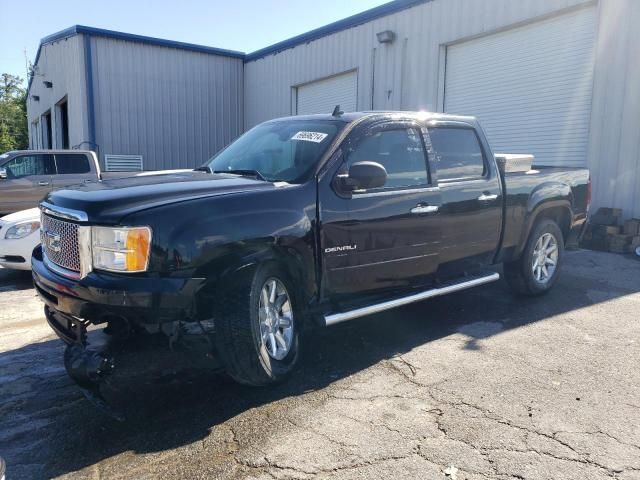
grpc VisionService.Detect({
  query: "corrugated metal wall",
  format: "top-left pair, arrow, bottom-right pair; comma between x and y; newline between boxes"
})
26,0 -> 639,216
245,0 -> 639,218
90,36 -> 244,170
26,35 -> 90,149
444,7 -> 597,167
588,0 -> 640,218
244,0 -> 593,128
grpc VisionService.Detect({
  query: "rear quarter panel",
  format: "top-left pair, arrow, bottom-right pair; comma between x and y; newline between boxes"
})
498,167 -> 589,262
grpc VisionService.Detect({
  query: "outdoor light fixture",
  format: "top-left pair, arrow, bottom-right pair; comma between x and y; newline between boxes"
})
43,81 -> 53,88
376,30 -> 395,44
31,95 -> 40,101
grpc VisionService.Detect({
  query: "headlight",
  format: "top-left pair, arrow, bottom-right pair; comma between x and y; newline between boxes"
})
91,226 -> 152,273
5,221 -> 40,239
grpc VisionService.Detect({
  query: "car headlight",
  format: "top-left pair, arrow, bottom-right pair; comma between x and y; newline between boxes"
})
91,226 -> 152,273
5,221 -> 40,239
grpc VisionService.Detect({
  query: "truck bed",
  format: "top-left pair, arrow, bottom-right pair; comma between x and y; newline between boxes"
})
499,165 -> 590,262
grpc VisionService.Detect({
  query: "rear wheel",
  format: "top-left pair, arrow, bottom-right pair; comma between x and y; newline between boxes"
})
214,263 -> 300,386
504,219 -> 564,296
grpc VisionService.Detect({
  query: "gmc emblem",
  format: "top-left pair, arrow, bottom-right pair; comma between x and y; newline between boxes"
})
45,231 -> 62,253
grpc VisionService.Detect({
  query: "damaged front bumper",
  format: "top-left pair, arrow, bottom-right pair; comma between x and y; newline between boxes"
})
32,246 -> 219,419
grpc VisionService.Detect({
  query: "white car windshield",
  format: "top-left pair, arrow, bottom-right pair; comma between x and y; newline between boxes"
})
206,120 -> 343,183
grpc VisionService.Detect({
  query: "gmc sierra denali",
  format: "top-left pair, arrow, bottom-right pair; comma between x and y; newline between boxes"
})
32,111 -> 590,411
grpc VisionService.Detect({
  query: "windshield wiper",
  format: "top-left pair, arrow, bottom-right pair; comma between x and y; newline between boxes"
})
194,165 -> 212,173
212,169 -> 267,181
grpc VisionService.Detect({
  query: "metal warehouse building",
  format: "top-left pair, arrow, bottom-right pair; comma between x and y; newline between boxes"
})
27,0 -> 639,218
27,27 -> 244,171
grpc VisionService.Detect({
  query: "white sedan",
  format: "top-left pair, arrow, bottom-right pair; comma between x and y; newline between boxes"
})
0,208 -> 40,271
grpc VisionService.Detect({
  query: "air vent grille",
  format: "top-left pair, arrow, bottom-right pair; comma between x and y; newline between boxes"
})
104,154 -> 143,172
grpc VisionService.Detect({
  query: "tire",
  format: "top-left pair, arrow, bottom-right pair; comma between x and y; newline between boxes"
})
213,262 -> 300,386
504,219 -> 564,296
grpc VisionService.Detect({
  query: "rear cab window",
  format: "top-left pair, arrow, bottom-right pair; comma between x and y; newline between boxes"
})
55,154 -> 91,174
426,127 -> 486,182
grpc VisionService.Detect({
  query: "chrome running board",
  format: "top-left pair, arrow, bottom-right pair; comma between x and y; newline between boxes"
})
324,272 -> 500,326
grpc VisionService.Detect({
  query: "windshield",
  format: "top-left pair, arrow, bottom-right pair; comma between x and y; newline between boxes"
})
206,120 -> 343,183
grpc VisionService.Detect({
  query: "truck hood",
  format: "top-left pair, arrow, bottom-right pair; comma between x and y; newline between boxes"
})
42,170 -> 285,224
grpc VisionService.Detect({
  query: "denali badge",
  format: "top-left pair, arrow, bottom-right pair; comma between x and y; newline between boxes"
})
46,231 -> 62,253
324,245 -> 357,254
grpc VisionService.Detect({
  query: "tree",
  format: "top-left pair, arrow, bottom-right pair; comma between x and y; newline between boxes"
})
0,73 -> 29,153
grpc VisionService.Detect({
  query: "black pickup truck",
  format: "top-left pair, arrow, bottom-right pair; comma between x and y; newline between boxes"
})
33,111 -> 590,405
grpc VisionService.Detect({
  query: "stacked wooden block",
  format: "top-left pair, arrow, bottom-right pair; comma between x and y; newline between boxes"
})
582,208 -> 640,253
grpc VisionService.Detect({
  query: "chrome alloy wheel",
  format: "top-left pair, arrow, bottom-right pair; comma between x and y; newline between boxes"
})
532,232 -> 558,283
258,278 -> 294,361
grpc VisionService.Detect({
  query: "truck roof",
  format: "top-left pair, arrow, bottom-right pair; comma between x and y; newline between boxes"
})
1,150 -> 95,156
266,111 -> 479,124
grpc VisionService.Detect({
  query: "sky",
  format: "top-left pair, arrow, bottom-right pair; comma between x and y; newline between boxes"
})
0,0 -> 390,86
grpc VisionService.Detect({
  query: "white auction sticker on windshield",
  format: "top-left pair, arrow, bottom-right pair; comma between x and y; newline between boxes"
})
291,131 -> 328,143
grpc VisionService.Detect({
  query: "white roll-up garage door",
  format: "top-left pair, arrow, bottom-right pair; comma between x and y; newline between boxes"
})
444,7 -> 596,166
296,71 -> 357,115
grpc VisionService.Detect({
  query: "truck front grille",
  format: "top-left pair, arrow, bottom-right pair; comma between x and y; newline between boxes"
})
41,214 -> 81,272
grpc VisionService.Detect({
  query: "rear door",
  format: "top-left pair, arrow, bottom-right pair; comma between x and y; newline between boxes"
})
425,123 -> 502,275
0,154 -> 55,213
52,153 -> 95,189
322,120 -> 442,297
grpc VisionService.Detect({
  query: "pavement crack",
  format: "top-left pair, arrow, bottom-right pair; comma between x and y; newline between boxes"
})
428,389 -> 630,475
383,358 -> 425,387
285,417 -> 358,449
554,429 -> 640,452
337,411 -> 404,436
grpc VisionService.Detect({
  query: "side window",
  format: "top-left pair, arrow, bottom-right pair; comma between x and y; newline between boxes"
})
55,154 -> 91,175
426,127 -> 486,181
347,128 -> 429,190
3,154 -> 55,179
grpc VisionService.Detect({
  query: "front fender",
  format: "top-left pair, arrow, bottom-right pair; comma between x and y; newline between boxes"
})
122,183 -> 318,316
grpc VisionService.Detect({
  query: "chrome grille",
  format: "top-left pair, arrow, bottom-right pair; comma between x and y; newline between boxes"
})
41,214 -> 81,272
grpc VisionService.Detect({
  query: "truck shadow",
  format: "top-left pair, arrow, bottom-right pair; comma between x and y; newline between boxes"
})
0,251 -> 638,479
0,268 -> 33,292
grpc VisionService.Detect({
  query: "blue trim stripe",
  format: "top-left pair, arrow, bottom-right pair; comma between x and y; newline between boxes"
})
244,0 -> 430,61
28,25 -> 244,92
72,25 -> 245,58
27,0 -> 431,92
83,35 -> 96,150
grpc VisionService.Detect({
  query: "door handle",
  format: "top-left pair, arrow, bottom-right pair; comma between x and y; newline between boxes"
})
38,181 -> 50,186
410,204 -> 439,214
478,193 -> 498,202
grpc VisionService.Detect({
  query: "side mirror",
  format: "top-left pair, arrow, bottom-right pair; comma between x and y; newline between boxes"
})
340,161 -> 387,191
0,168 -> 6,179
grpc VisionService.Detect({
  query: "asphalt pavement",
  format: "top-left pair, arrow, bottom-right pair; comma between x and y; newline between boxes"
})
1,250 -> 639,480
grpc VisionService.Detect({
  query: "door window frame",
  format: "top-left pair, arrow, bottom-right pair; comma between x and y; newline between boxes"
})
424,122 -> 491,184
336,120 -> 435,197
3,154 -> 55,179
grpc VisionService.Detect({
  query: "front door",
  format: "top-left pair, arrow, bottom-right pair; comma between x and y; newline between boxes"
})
425,123 -> 502,276
321,121 -> 442,298
0,154 -> 55,213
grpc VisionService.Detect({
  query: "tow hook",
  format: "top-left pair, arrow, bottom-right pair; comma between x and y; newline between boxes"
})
63,344 -> 124,421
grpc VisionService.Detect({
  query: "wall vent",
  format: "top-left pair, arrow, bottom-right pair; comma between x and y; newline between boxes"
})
104,154 -> 143,172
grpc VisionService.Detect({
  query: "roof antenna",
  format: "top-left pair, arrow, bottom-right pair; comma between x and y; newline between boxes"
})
332,104 -> 344,117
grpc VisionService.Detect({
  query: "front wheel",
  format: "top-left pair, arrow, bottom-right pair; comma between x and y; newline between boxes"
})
504,219 -> 564,296
214,263 -> 300,386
